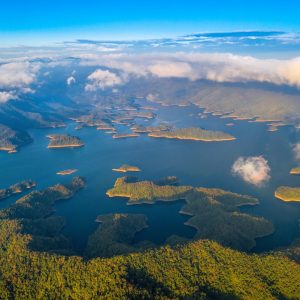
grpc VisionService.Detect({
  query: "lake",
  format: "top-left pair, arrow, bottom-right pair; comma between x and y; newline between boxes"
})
0,101 -> 300,253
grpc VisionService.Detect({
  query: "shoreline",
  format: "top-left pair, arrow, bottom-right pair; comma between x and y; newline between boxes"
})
56,169 -> 78,175
112,133 -> 140,139
148,133 -> 236,142
48,144 -> 84,148
274,191 -> 300,202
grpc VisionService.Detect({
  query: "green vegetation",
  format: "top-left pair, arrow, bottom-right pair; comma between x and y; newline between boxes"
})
131,78 -> 300,125
113,164 -> 141,173
0,233 -> 299,299
0,178 -> 298,298
0,124 -> 32,152
72,114 -> 116,131
107,176 -> 192,204
85,214 -> 152,258
148,127 -> 236,141
181,189 -> 274,250
0,176 -> 85,254
275,186 -> 300,202
107,177 -> 273,251
0,180 -> 36,200
290,167 -> 300,175
131,124 -> 171,133
0,176 -> 85,220
47,134 -> 84,148
111,111 -> 155,125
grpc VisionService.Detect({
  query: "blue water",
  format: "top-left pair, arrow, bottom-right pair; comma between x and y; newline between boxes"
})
0,102 -> 300,253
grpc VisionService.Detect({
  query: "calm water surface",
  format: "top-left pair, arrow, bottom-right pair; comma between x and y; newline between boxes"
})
0,102 -> 300,253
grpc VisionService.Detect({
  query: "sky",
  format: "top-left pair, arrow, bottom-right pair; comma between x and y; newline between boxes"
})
1,1 -> 300,45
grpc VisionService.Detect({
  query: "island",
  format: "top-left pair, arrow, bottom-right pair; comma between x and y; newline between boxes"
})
96,125 -> 116,131
56,169 -> 78,175
112,164 -> 141,173
0,180 -> 36,200
72,114 -> 114,130
0,176 -> 85,254
0,176 -> 85,220
290,167 -> 300,175
275,186 -> 300,202
148,127 -> 236,142
106,176 -> 192,205
131,124 -> 171,133
112,133 -> 140,139
85,213 -> 152,258
47,134 -> 84,148
0,124 -> 33,153
106,176 -> 274,251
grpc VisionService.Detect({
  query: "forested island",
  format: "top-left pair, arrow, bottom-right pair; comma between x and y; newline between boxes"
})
0,124 -> 33,153
0,176 -> 85,254
131,124 -> 171,133
106,176 -> 274,251
148,127 -> 236,141
0,180 -> 36,200
47,134 -> 84,148
56,169 -> 78,175
112,133 -> 140,139
112,164 -> 141,173
0,176 -> 85,220
275,186 -> 300,202
290,167 -> 300,175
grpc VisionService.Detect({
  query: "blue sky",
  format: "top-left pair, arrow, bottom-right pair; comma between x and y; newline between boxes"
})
1,0 -> 300,45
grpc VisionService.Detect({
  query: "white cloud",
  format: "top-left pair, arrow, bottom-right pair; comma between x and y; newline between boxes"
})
148,61 -> 196,79
67,76 -> 76,86
232,156 -> 271,186
0,62 -> 39,89
78,52 -> 300,87
0,91 -> 16,103
293,143 -> 300,161
85,69 -> 124,91
0,61 -> 39,102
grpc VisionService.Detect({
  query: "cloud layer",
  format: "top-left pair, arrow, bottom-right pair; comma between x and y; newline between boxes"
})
232,156 -> 271,186
0,91 -> 16,103
0,61 -> 39,103
85,69 -> 124,91
79,52 -> 300,88
0,62 -> 38,88
293,143 -> 300,161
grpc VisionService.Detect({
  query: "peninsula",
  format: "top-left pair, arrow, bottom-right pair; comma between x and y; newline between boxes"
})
148,127 -> 236,142
47,134 -> 84,148
112,164 -> 141,173
0,124 -> 32,153
275,186 -> 300,202
85,213 -> 149,258
106,176 -> 273,251
0,180 -> 36,200
0,176 -> 86,220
